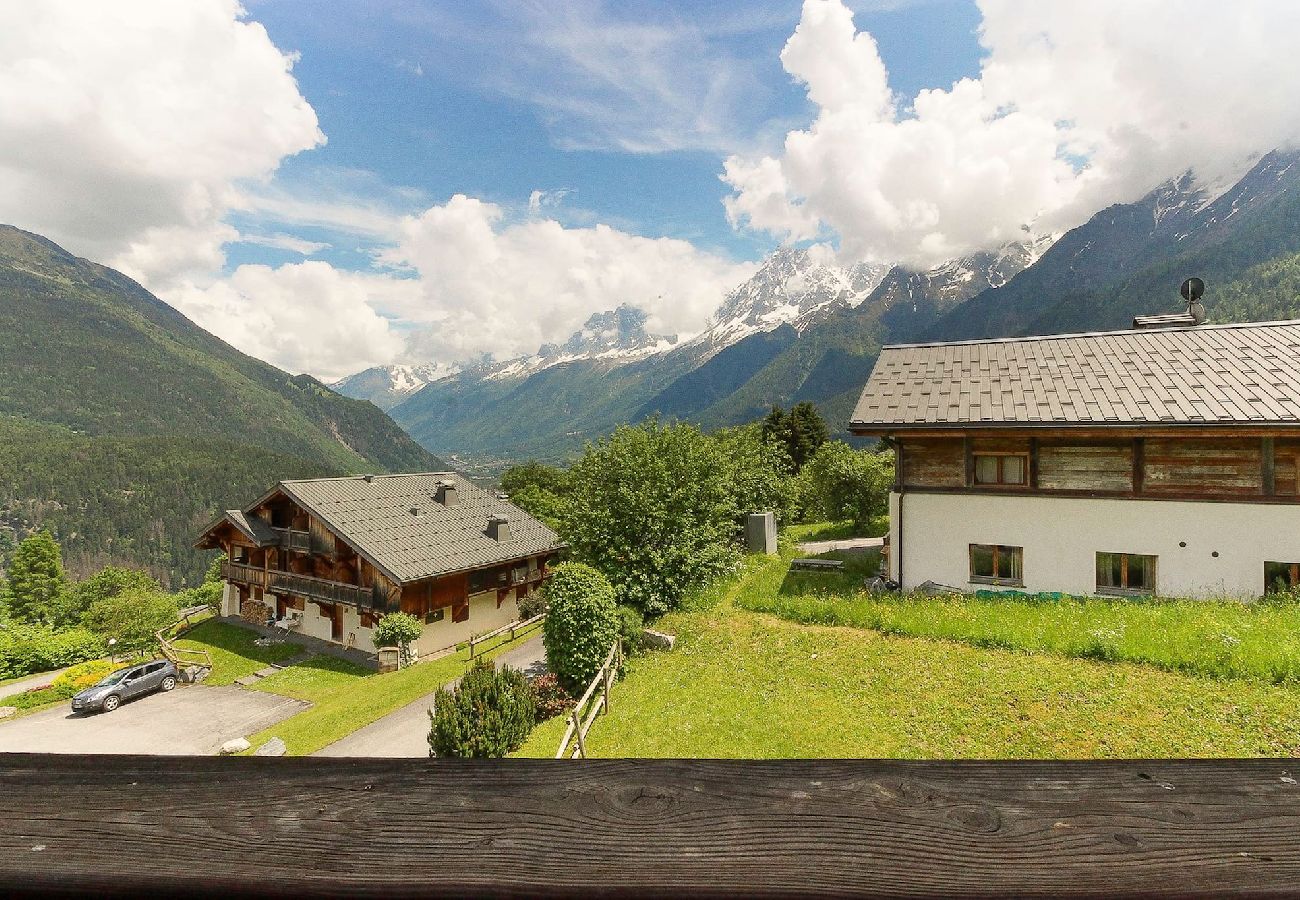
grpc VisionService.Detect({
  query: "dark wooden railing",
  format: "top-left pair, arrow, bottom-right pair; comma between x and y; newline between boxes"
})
219,560 -> 266,588
2,756 -> 1300,897
268,571 -> 369,607
272,527 -> 312,552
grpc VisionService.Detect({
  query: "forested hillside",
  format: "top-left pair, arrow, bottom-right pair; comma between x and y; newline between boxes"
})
0,225 -> 442,586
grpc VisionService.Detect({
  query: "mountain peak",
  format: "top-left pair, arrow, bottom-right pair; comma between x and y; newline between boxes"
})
330,363 -> 454,409
537,303 -> 677,360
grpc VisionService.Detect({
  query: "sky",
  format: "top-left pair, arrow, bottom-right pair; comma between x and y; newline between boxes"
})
2,1 -> 1300,381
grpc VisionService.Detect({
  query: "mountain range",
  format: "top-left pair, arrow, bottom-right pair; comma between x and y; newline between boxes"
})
0,225 -> 442,586
333,149 -> 1300,470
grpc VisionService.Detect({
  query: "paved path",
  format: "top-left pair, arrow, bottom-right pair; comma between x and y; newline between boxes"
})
0,685 -> 306,755
797,535 -> 885,555
0,665 -> 76,699
315,634 -> 547,758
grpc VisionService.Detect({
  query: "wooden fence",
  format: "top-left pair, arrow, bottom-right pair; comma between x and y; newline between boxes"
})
467,613 -> 545,659
555,639 -> 622,759
3,755 -> 1300,897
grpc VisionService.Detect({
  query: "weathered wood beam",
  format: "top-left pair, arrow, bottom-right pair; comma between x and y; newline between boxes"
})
1133,437 -> 1145,494
2,756 -> 1300,898
1263,436 -> 1276,496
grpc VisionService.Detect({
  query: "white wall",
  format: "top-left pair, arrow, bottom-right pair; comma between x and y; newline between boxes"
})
412,589 -> 520,658
891,491 -> 1300,598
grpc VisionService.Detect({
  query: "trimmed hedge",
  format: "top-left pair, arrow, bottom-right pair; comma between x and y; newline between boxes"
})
0,624 -> 106,680
541,563 -> 618,694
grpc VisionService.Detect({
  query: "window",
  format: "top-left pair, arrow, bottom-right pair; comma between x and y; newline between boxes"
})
1265,561 -> 1300,594
1096,552 -> 1156,595
973,454 -> 1027,486
969,544 -> 1023,586
424,608 -> 444,624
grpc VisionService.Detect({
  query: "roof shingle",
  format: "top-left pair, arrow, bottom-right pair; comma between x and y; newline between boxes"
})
850,320 -> 1300,430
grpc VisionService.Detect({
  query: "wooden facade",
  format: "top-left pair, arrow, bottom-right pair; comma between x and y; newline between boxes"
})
891,428 -> 1300,504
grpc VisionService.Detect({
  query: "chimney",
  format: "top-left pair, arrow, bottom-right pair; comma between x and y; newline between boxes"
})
362,474 -> 374,483
487,514 -> 511,542
409,506 -> 421,517
435,479 -> 459,506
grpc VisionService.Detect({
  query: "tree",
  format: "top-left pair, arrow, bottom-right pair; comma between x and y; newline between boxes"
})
712,423 -> 796,523
82,588 -> 179,656
5,530 -> 69,625
500,462 -> 570,532
563,421 -> 739,616
374,612 -> 423,667
541,562 -> 619,693
60,566 -> 161,628
761,402 -> 829,472
428,660 -> 536,758
803,441 -> 895,530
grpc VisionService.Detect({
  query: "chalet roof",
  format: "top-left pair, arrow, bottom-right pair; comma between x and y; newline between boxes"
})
196,509 -> 280,548
850,320 -> 1300,432
274,472 -> 565,584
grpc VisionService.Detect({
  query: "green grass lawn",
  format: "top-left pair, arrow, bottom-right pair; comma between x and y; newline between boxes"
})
785,517 -> 888,543
744,559 -> 1300,685
513,551 -> 1300,759
244,629 -> 536,756
173,619 -> 303,686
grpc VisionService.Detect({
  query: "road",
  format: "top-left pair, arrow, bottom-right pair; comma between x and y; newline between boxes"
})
797,535 -> 885,555
0,665 -> 76,699
314,634 -> 547,758
0,685 -> 306,755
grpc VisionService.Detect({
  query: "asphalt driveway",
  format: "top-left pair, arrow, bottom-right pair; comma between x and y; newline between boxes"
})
0,685 -> 306,755
315,634 -> 547,758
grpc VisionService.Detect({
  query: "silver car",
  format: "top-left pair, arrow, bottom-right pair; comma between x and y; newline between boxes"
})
71,660 -> 179,713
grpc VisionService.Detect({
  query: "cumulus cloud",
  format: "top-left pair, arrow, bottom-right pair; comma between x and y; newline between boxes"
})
724,0 -> 1300,268
0,0 -> 323,287
375,195 -> 756,363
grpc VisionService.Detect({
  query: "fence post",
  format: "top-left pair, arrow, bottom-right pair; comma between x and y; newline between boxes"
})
571,708 -> 586,759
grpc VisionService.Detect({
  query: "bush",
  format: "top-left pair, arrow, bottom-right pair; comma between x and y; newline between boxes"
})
518,591 -> 548,620
802,441 -> 894,530
529,672 -> 574,723
82,589 -> 179,656
427,660 -> 536,758
542,563 -> 619,694
53,658 -> 124,692
62,566 -> 161,628
564,421 -> 740,616
374,612 -> 423,666
0,623 -> 106,679
615,605 -> 644,656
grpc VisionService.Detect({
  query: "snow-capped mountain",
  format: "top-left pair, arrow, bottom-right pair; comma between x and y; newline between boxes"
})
485,304 -> 678,381
331,363 -> 454,410
866,234 -> 1059,314
686,248 -> 890,356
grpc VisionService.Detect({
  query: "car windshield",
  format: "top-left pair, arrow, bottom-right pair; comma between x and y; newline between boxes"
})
96,669 -> 131,686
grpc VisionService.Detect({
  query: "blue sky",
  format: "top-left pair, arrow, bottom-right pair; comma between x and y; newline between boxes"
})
5,1 -> 1293,379
230,0 -> 984,272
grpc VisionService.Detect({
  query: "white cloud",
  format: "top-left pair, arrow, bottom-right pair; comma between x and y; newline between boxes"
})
0,0 -> 323,288
169,262 -> 414,383
724,0 -> 1300,268
236,232 -> 331,256
528,189 -> 573,215
375,194 -> 756,363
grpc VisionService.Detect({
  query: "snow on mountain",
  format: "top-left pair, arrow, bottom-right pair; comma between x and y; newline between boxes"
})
484,304 -> 678,381
330,363 -> 454,410
686,247 -> 890,355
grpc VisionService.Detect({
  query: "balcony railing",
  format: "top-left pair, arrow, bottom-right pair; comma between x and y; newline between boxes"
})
268,571 -> 371,608
273,527 -> 312,552
221,561 -> 374,608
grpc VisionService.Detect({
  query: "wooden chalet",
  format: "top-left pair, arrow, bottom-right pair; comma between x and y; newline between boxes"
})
849,320 -> 1300,598
196,473 -> 564,656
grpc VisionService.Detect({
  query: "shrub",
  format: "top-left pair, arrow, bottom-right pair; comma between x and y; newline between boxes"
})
428,660 -> 536,758
802,441 -> 894,530
529,672 -> 574,723
374,612 -> 423,667
542,563 -> 619,694
62,566 -> 161,628
615,605 -> 644,656
53,658 -> 124,692
518,591 -> 548,620
0,623 -> 106,679
564,421 -> 739,616
82,589 -> 179,656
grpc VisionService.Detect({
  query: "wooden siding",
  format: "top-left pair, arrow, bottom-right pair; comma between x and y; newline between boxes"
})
901,438 -> 964,488
1038,442 -> 1133,492
1143,438 -> 1262,496
1276,439 -> 1300,495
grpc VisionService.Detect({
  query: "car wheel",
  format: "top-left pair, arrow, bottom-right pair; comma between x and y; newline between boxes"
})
160,676 -> 177,692
102,694 -> 121,713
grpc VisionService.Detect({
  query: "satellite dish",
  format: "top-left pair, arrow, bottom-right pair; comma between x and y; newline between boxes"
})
1181,276 -> 1205,303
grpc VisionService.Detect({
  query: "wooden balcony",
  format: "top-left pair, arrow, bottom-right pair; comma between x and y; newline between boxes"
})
221,561 -> 374,608
272,527 -> 312,552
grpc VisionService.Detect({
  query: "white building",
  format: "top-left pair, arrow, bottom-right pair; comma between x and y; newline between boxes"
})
849,320 -> 1300,599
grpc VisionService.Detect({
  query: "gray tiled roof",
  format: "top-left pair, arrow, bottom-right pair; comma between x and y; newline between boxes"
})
277,473 -> 565,584
850,320 -> 1300,430
224,509 -> 280,547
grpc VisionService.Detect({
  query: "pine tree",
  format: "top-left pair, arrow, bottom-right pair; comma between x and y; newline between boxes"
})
5,530 -> 69,625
